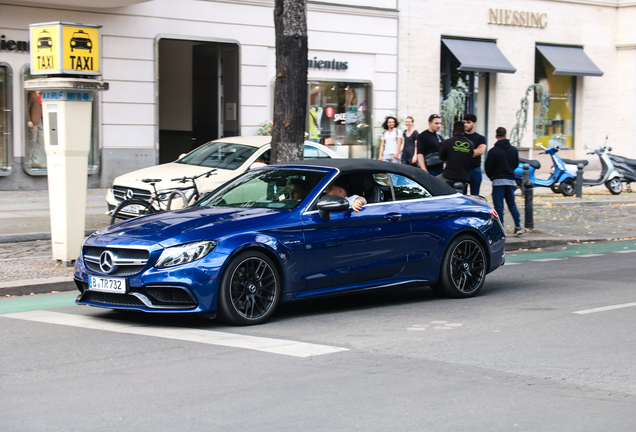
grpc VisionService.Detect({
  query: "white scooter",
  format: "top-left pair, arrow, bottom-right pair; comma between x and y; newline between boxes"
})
560,138 -> 623,195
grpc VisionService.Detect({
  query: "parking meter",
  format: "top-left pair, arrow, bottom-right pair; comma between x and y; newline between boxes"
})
25,78 -> 108,265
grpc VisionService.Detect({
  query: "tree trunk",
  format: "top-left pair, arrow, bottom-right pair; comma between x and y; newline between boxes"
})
271,0 -> 308,164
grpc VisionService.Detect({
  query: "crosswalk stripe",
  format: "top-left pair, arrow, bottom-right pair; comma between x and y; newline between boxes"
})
2,310 -> 349,358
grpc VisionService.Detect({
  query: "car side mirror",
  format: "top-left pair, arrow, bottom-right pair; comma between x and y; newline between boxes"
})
317,195 -> 349,220
178,153 -> 187,160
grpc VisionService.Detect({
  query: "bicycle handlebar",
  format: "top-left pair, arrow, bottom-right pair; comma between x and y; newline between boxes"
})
171,168 -> 217,183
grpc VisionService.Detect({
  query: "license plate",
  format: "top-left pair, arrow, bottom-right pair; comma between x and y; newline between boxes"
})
121,204 -> 140,214
89,276 -> 128,294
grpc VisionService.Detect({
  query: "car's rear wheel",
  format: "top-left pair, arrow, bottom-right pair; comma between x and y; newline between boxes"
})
218,251 -> 281,326
431,235 -> 486,298
110,199 -> 156,225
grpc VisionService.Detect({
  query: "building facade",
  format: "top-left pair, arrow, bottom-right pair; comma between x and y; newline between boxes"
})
399,0 -> 636,164
0,0 -> 399,190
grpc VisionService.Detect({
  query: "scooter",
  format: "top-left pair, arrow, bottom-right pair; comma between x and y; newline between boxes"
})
514,144 -> 577,197
560,140 -> 623,195
607,151 -> 636,192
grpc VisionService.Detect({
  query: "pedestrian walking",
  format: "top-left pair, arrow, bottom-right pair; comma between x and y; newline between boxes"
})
438,121 -> 474,194
485,127 -> 522,236
464,114 -> 487,196
416,114 -> 444,175
378,116 -> 402,163
401,116 -> 418,166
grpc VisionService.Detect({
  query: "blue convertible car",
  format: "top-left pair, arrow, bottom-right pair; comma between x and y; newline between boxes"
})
74,159 -> 506,325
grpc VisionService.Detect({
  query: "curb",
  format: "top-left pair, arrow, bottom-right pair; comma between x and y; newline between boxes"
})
0,277 -> 77,297
505,235 -> 624,251
0,229 -> 98,244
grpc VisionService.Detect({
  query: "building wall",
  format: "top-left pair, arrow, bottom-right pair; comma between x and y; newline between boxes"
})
0,0 -> 398,190
398,0 -> 635,159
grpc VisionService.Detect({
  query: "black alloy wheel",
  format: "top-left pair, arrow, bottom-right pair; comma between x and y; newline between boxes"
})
110,199 -> 156,225
431,235 -> 487,298
218,251 -> 280,325
605,178 -> 623,195
559,178 -> 576,197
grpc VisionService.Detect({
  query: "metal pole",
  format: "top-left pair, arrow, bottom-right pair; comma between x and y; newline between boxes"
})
576,163 -> 584,198
523,163 -> 534,230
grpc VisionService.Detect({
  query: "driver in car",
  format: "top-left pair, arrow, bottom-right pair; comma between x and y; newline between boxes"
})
324,177 -> 367,212
287,178 -> 312,201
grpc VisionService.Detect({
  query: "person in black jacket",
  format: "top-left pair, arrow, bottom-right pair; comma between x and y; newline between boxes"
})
485,127 -> 522,236
438,121 -> 474,194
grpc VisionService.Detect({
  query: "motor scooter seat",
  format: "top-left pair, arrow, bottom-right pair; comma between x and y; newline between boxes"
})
561,158 -> 589,167
612,155 -> 636,167
518,158 -> 541,169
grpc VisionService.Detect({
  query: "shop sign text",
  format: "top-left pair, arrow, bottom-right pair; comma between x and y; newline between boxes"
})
1,35 -> 29,52
488,8 -> 547,29
308,57 -> 348,70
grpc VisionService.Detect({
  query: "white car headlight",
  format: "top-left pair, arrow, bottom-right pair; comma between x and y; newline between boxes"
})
155,241 -> 217,269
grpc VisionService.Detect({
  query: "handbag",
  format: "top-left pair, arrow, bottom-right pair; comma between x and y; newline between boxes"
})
425,152 -> 442,166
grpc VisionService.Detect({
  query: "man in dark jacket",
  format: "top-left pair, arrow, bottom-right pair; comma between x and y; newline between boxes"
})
438,121 -> 474,194
485,127 -> 522,236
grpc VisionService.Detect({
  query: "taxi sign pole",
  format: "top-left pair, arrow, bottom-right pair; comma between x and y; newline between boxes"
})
27,22 -> 107,266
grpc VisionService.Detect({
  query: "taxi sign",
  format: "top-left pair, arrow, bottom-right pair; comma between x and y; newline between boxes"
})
29,22 -> 101,76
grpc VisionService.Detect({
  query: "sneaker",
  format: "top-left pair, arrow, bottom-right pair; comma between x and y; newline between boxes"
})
514,227 -> 523,236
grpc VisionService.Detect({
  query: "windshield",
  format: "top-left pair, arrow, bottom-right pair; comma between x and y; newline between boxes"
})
178,141 -> 260,170
200,169 -> 327,210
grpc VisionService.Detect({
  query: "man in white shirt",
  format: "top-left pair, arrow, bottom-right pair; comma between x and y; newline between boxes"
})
325,177 -> 367,212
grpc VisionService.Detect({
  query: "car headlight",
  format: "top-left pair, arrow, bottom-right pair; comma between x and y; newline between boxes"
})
155,241 -> 217,269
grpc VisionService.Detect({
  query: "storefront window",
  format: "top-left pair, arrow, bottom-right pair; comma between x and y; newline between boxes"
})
23,65 -> 99,174
440,44 -> 489,137
307,81 -> 372,158
0,64 -> 11,174
534,52 -> 575,149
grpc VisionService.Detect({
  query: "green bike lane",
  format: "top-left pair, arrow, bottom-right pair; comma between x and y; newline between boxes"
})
506,238 -> 636,262
2,239 -> 635,314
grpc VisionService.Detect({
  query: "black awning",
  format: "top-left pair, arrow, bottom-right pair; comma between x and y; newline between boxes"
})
536,44 -> 603,76
442,38 -> 516,74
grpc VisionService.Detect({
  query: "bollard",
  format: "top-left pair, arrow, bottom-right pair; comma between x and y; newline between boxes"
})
522,163 -> 534,230
576,163 -> 584,198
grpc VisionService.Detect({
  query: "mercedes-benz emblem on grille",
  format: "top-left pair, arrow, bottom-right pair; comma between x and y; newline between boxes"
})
126,189 -> 134,200
99,251 -> 116,274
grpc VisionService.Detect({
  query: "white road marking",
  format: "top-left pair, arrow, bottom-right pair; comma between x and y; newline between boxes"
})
573,302 -> 636,315
2,310 -> 348,358
574,254 -> 605,258
612,250 -> 636,254
505,262 -> 520,265
531,258 -> 565,262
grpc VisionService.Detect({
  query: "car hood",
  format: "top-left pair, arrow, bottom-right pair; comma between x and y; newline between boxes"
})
89,206 -> 292,248
112,163 -> 238,193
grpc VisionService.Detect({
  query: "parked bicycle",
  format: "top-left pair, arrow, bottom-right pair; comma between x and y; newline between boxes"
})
110,169 -> 217,224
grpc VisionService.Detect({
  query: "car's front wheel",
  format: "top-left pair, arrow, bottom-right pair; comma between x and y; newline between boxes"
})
431,235 -> 486,298
218,251 -> 281,325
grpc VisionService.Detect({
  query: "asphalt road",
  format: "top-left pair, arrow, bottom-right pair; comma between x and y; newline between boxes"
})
1,240 -> 636,431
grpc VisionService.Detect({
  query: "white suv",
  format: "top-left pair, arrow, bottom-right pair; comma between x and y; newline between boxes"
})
106,136 -> 343,212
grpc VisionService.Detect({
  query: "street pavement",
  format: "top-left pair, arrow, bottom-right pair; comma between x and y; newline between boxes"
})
0,181 -> 634,297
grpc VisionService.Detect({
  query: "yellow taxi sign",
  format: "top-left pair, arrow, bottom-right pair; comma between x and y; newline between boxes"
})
29,22 -> 101,76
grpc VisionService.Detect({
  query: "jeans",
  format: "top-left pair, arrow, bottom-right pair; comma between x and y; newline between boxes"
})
469,167 -> 482,196
382,154 -> 400,163
427,169 -> 442,177
492,185 -> 521,228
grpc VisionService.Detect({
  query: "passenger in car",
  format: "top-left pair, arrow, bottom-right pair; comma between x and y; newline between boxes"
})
325,177 -> 367,212
288,178 -> 312,201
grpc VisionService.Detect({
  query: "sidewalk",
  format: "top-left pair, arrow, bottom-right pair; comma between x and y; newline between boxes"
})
1,183 -> 635,297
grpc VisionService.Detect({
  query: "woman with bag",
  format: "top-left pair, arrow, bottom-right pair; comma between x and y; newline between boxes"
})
416,114 -> 444,176
401,116 -> 418,166
378,116 -> 402,163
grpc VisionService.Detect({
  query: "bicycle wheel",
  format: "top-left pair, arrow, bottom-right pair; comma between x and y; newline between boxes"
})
110,199 -> 157,225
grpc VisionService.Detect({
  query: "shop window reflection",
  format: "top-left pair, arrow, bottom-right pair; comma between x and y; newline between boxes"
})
0,65 -> 10,173
23,65 -> 98,174
307,81 -> 372,158
534,53 -> 575,149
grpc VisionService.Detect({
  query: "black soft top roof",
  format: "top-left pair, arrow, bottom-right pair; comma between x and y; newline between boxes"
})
275,158 -> 457,197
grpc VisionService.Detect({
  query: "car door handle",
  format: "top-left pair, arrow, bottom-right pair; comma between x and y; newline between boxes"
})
384,213 -> 402,222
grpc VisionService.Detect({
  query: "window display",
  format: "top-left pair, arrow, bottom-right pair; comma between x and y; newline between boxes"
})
534,53 -> 575,149
0,65 -> 9,173
307,81 -> 372,158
